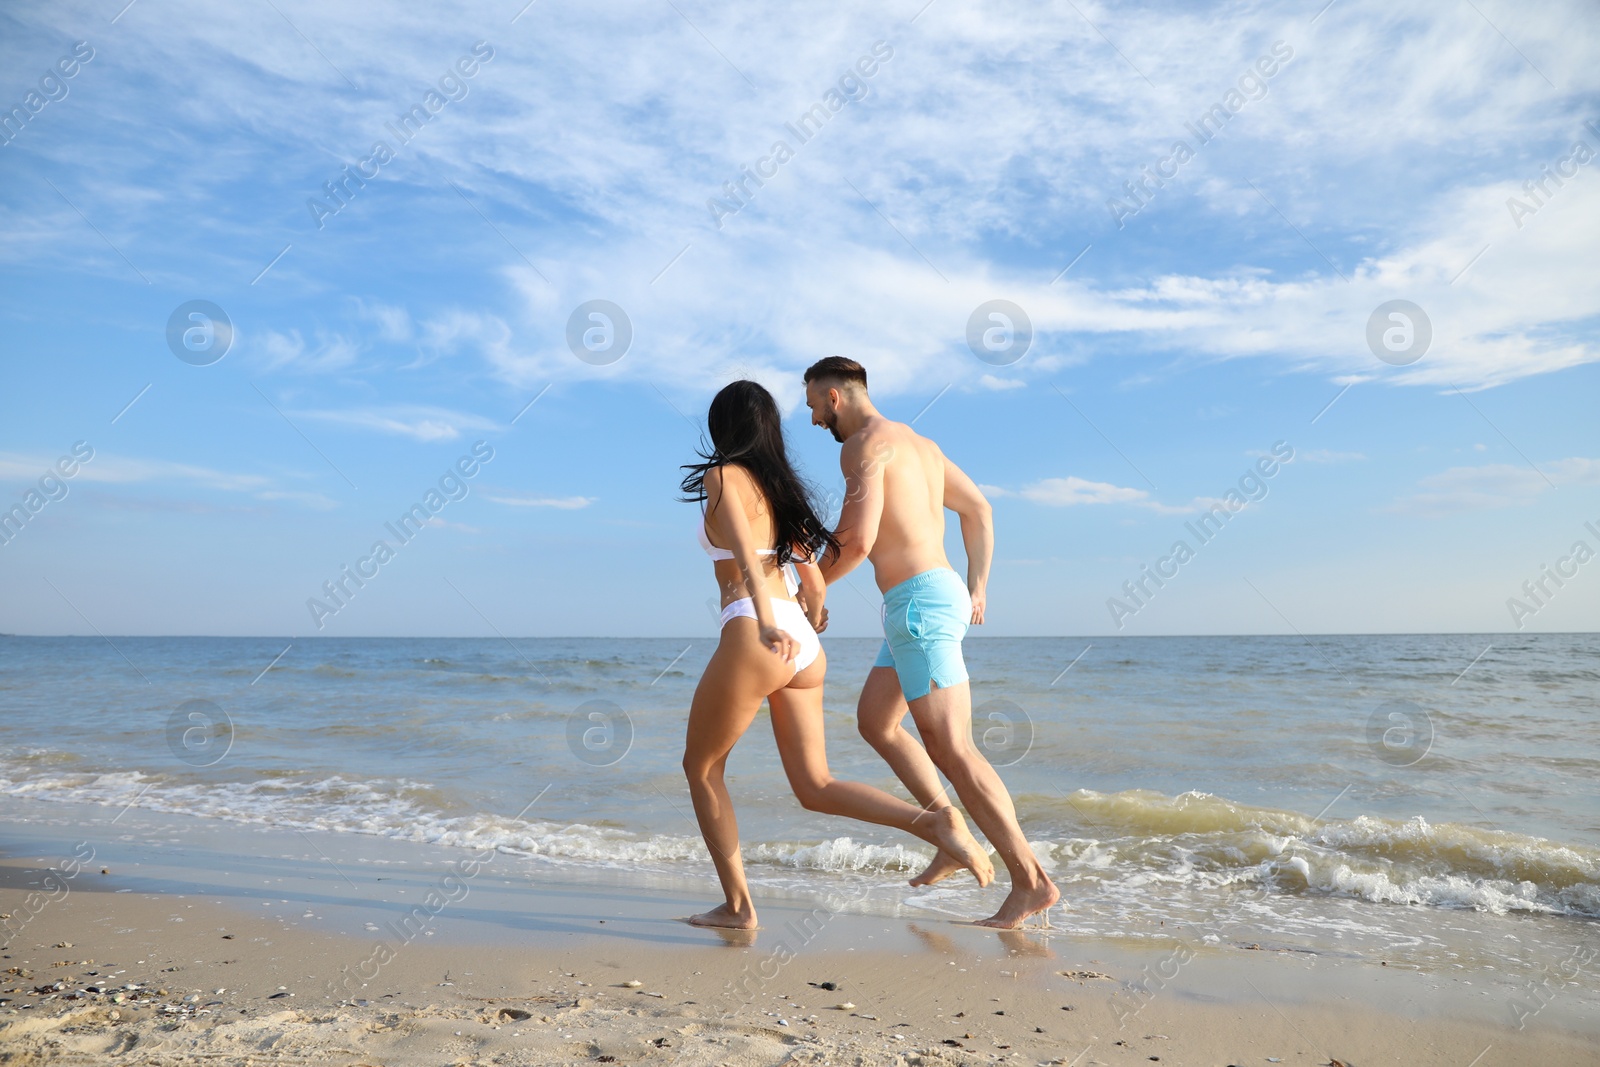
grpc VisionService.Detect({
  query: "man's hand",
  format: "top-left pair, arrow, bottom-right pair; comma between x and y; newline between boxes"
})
796,584 -> 827,633
969,587 -> 986,625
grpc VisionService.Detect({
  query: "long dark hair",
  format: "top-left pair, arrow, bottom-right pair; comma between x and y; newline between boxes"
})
680,380 -> 840,568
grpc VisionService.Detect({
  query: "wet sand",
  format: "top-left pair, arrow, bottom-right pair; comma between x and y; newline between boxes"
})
2,802 -> 1598,1066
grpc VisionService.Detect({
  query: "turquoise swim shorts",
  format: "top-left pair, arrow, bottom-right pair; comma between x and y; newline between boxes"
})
872,567 -> 972,702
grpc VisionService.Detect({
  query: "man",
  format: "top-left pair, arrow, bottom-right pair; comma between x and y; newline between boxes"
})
804,356 -> 1058,929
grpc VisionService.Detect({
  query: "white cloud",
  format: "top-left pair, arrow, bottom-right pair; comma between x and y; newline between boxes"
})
355,300 -> 414,342
0,452 -> 334,508
289,405 -> 500,442
1388,457 -> 1600,516
252,329 -> 362,374
987,475 -> 1199,515
1011,476 -> 1152,507
5,0 -> 1597,400
486,495 -> 596,510
988,473 -> 1278,516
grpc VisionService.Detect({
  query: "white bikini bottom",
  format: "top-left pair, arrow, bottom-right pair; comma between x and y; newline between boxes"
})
719,596 -> 822,674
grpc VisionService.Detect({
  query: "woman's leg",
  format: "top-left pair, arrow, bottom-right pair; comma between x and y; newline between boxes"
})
682,618 -> 793,928
767,653 -> 994,887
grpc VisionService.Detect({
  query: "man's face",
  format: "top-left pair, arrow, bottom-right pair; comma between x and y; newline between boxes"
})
805,380 -> 843,443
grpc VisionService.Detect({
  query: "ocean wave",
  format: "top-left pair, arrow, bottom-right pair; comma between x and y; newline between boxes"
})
1035,789 -> 1600,917
0,760 -> 922,878
3,760 -> 1597,920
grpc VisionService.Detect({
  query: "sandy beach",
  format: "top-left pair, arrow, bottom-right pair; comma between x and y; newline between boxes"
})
4,802 -> 1597,1067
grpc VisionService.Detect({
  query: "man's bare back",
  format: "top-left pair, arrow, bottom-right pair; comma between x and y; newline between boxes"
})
841,417 -> 952,592
834,414 -> 993,625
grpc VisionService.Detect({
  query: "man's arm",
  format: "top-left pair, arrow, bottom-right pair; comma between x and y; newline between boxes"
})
793,557 -> 828,632
942,454 -> 993,624
819,434 -> 887,585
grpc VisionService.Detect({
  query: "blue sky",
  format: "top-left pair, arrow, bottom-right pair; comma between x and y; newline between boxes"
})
1,0 -> 1597,637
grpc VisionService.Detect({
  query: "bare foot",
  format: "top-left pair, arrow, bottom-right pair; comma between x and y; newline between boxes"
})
909,848 -> 967,887
924,807 -> 995,888
687,902 -> 758,929
972,877 -> 1060,930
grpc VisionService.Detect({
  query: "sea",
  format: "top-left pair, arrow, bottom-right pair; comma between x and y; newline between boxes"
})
2,632 -> 1597,1005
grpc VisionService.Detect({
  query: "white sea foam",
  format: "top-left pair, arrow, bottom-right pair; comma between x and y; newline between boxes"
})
4,761 -> 1598,920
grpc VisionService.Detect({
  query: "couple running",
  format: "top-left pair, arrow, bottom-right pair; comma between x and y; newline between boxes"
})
678,356 -> 1059,931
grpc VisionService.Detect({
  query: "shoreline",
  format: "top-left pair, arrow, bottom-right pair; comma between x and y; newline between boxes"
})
4,799 -> 1599,1064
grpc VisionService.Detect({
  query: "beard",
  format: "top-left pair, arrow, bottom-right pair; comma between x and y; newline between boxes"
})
822,410 -> 843,442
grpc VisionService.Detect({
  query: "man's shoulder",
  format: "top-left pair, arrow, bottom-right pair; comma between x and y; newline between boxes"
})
846,421 -> 944,480
843,419 -> 903,462
858,415 -> 922,446
871,417 -> 943,461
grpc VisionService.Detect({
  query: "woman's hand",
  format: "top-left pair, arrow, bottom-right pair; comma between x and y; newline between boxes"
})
809,604 -> 829,633
759,624 -> 799,662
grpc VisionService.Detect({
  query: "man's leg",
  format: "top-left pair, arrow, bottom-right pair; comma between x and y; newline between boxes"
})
907,679 -> 1058,928
857,665 -> 950,809
856,665 -> 977,886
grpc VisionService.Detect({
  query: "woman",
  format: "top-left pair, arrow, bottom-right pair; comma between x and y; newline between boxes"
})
679,380 -> 993,929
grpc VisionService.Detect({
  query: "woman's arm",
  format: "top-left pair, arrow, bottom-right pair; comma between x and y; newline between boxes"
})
709,466 -> 799,661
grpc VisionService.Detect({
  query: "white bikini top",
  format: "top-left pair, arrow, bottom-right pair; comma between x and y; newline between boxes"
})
697,514 -> 800,596
696,514 -> 772,561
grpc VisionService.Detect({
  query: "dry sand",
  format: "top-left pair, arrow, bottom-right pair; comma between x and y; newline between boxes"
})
4,843 -> 1598,1067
